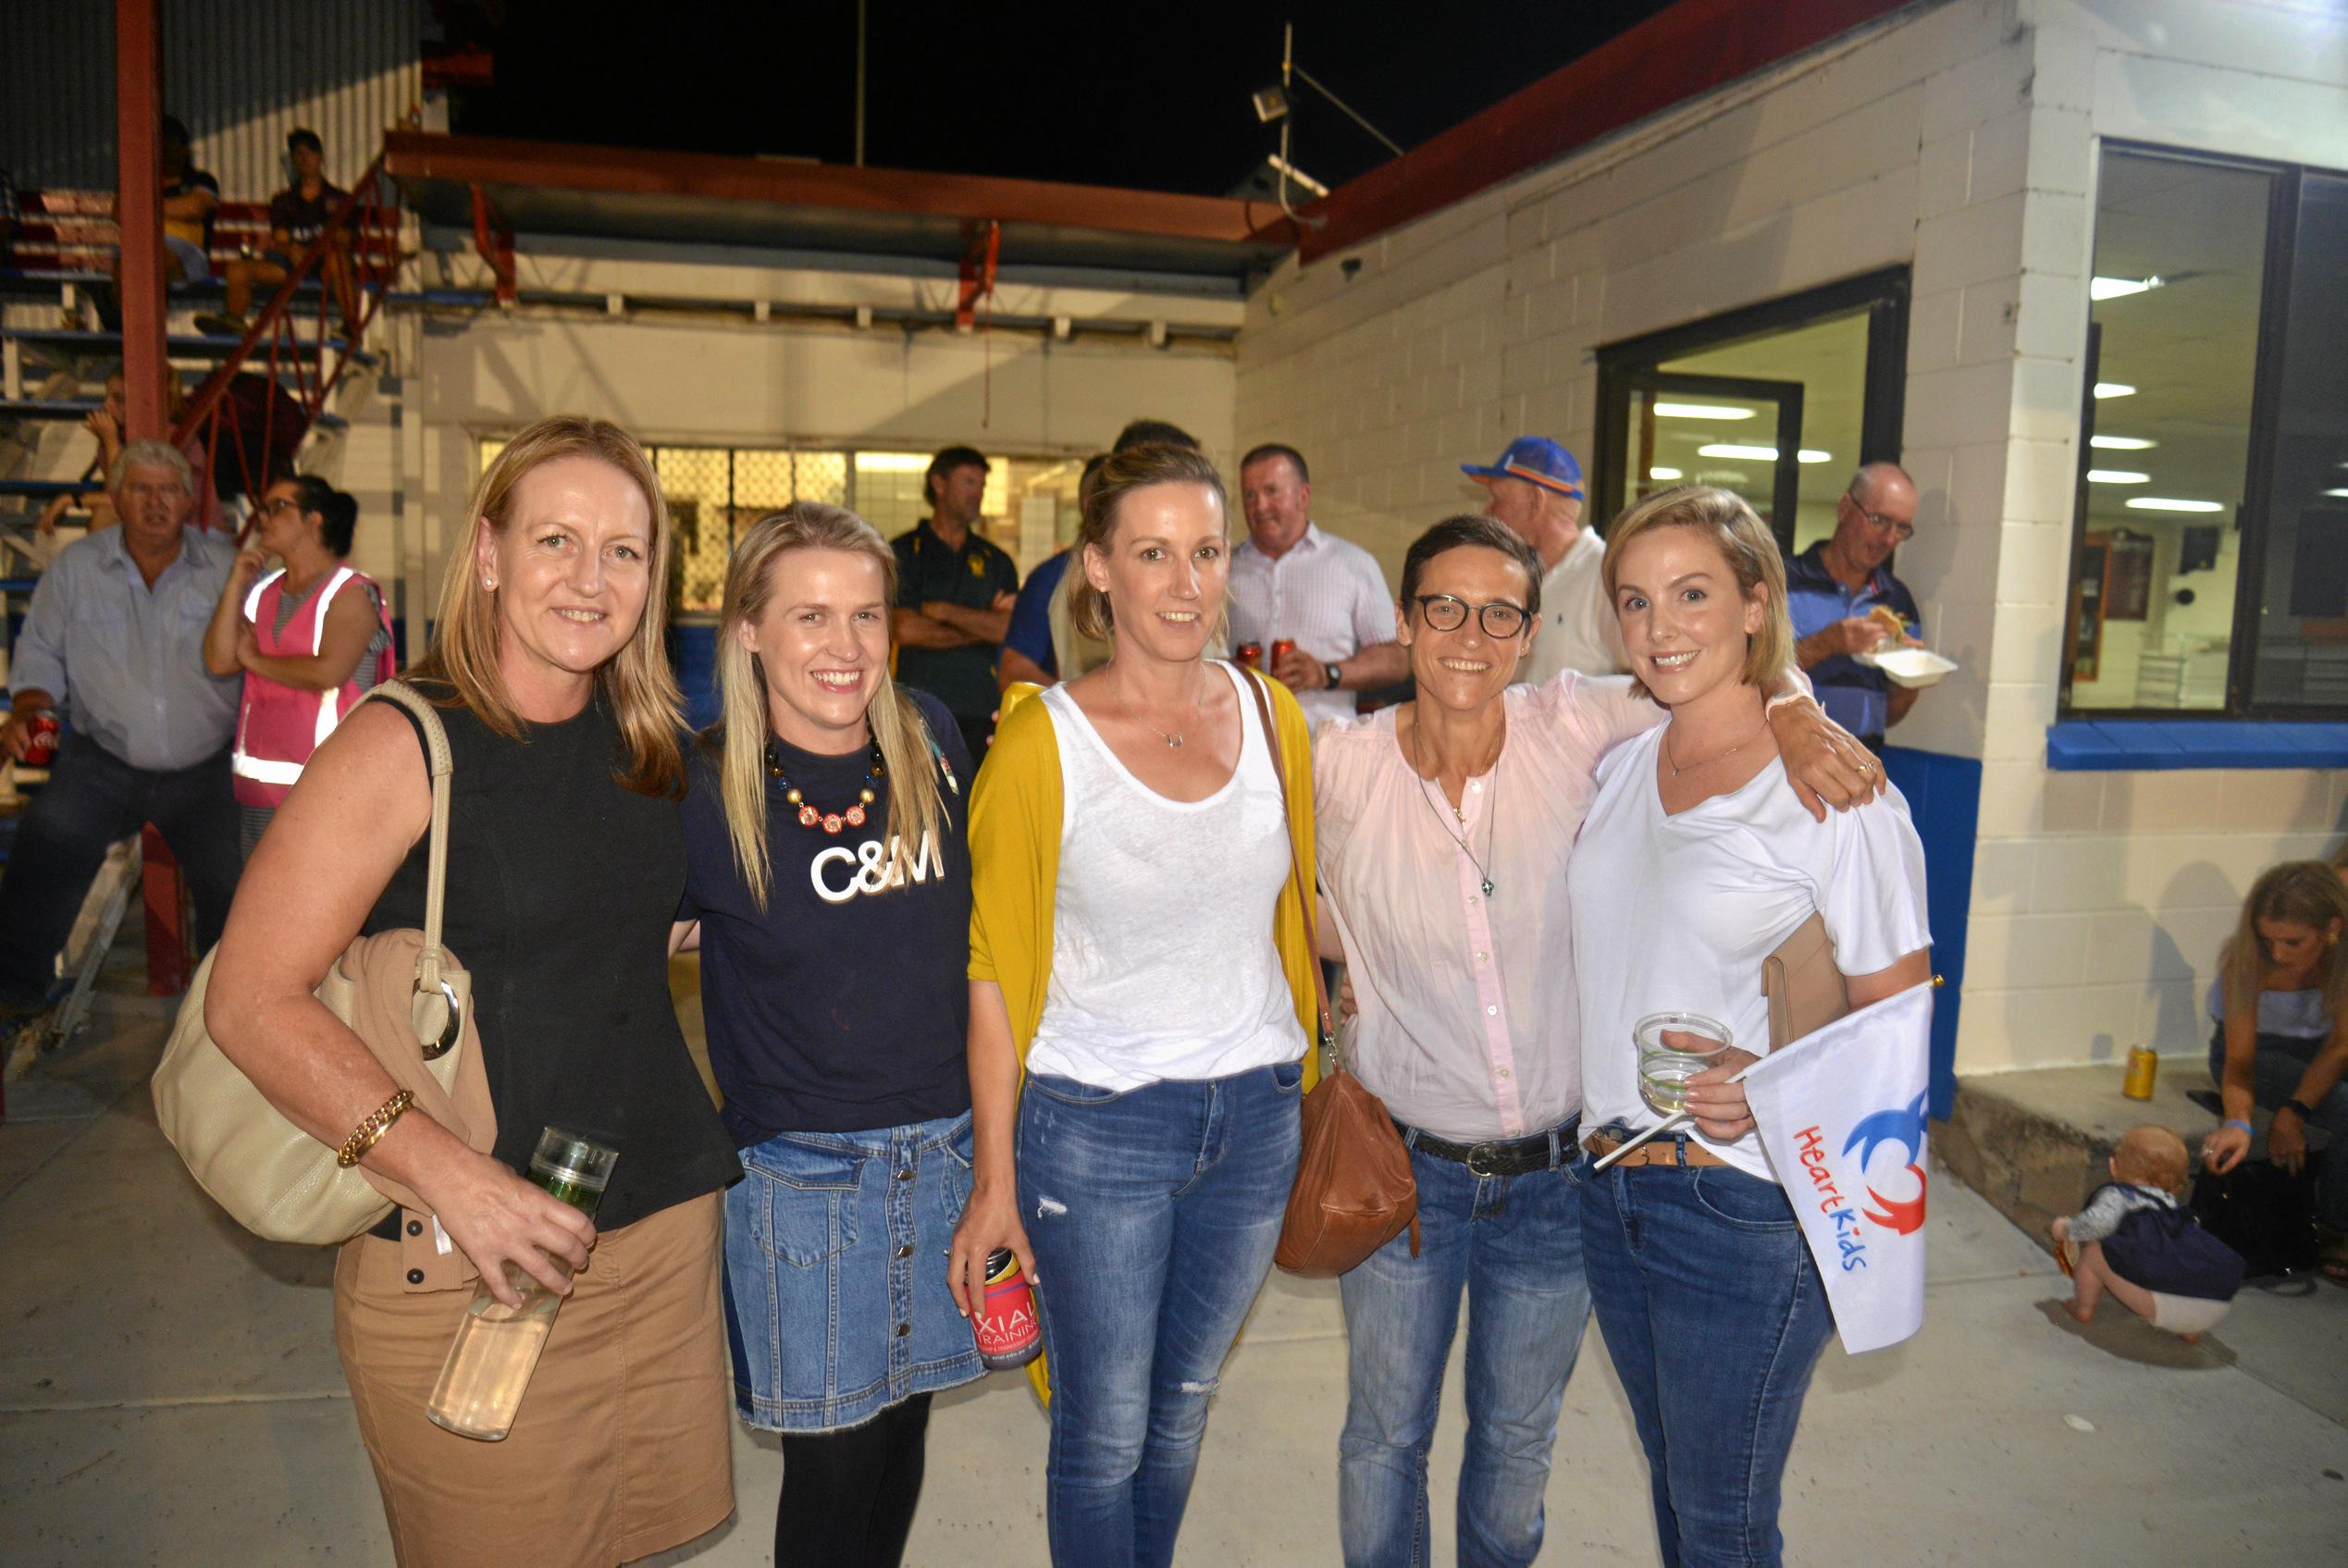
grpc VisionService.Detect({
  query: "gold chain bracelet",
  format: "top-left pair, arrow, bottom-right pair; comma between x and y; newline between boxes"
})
337,1088 -> 414,1168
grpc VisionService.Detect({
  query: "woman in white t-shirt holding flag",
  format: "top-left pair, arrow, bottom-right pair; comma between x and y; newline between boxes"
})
1567,485 -> 1930,1568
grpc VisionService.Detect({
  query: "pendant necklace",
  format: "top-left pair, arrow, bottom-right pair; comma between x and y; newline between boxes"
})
1119,677 -> 1204,749
1407,725 -> 1499,899
1664,717 -> 1769,779
767,738 -> 884,833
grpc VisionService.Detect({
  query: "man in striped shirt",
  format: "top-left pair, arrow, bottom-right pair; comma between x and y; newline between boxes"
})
1229,444 -> 1409,735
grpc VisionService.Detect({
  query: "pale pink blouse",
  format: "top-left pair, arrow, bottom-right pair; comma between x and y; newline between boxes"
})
1314,672 -> 1662,1143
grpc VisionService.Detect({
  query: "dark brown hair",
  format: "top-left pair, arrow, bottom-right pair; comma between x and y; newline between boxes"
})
1400,514 -> 1543,619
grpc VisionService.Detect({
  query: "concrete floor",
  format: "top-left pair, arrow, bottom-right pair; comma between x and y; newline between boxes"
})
4,966 -> 2345,1566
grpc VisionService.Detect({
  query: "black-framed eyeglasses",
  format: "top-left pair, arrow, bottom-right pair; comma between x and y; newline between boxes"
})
1846,496 -> 1915,542
258,496 -> 303,518
1412,594 -> 1530,638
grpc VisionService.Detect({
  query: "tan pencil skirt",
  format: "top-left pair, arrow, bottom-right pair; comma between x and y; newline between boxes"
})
333,1191 -> 735,1567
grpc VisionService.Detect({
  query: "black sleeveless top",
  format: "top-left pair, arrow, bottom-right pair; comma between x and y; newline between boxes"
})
364,682 -> 738,1231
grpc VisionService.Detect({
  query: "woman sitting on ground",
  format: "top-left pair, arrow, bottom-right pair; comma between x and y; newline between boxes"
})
2199,860 -> 2348,1279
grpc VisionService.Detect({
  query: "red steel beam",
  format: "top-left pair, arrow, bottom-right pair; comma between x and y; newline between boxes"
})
1279,0 -> 1911,263
384,130 -> 1302,246
114,0 -> 167,441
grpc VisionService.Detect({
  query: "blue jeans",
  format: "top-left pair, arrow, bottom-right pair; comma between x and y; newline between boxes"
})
1338,1129 -> 1589,1568
1017,1060 -> 1304,1568
2208,1026 -> 2348,1232
1578,1142 -> 1835,1568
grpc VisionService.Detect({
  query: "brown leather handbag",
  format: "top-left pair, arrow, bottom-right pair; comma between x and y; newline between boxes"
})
1762,910 -> 1851,1050
1242,673 -> 1421,1278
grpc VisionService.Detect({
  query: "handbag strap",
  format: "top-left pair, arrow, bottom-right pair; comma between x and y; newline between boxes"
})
363,680 -> 459,1054
1242,669 -> 1336,1056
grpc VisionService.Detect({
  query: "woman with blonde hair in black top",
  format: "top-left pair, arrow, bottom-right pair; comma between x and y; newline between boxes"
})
674,500 -> 982,1567
206,414 -> 741,1566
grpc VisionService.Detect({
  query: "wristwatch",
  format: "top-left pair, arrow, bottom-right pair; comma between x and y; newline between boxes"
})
2279,1097 -> 2315,1122
1324,661 -> 1342,691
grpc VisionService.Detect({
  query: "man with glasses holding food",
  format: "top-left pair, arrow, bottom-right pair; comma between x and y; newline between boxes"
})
1786,462 -> 1927,753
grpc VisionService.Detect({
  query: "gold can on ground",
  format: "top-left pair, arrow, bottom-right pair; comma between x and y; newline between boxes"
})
2122,1045 -> 2158,1101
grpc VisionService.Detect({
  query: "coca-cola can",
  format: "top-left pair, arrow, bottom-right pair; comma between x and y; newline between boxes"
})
1270,638 -> 1297,670
974,1247 -> 1042,1370
19,710 -> 59,768
1235,642 -> 1264,670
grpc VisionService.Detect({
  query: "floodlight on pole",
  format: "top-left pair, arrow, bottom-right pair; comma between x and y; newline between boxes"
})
1256,24 -> 1403,228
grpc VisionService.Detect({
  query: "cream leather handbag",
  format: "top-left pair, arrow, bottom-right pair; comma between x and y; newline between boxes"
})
152,681 -> 475,1244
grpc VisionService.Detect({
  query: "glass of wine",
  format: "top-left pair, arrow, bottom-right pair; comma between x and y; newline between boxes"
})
1634,1012 -> 1731,1117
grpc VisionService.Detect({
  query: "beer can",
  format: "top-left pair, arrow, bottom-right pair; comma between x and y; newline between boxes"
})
974,1247 -> 1042,1369
19,710 -> 59,768
1235,642 -> 1264,670
1270,638 -> 1297,670
2121,1045 -> 2157,1101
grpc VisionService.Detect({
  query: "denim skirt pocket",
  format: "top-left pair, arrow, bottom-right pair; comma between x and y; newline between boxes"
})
937,1115 -> 975,1228
741,1139 -> 863,1267
1687,1165 -> 1800,1232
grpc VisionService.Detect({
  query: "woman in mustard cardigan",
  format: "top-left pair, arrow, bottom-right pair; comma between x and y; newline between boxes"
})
948,441 -> 1321,1568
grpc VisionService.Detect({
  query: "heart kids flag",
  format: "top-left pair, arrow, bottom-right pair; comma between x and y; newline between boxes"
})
1739,982 -> 1935,1354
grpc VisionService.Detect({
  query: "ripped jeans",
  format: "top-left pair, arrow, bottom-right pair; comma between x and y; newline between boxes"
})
1016,1060 -> 1305,1568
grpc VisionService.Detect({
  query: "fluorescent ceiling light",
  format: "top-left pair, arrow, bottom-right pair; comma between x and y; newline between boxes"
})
1648,466 -> 1683,480
2094,382 -> 2136,399
2086,469 -> 2148,484
2325,488 -> 2348,500
1698,443 -> 1782,460
1797,449 -> 1831,464
1652,401 -> 1756,420
2126,497 -> 2223,512
854,452 -> 932,472
2089,275 -> 2163,301
2089,434 -> 2156,451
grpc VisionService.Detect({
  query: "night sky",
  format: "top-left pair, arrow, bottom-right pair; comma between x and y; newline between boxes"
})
448,0 -> 1674,196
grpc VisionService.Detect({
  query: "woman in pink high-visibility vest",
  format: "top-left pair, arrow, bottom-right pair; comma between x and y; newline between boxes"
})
203,475 -> 395,856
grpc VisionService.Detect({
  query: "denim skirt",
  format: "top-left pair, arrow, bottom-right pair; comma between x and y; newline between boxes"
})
722,1110 -> 986,1432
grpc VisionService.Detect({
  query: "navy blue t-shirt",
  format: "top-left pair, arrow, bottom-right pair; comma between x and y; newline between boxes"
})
678,689 -> 975,1145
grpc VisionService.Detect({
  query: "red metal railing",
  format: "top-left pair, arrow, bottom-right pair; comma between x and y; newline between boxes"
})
170,147 -> 399,532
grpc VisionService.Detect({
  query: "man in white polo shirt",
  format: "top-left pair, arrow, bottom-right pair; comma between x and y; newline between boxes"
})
1462,436 -> 1627,685
1230,443 -> 1409,735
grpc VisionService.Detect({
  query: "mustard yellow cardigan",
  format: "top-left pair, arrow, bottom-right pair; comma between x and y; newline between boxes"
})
969,670 -> 1325,1087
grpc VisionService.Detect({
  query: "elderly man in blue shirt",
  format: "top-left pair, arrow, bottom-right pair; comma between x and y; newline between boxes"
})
0,440 -> 241,1035
1786,462 -> 1926,752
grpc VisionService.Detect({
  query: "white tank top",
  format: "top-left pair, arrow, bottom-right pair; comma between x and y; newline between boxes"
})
1025,661 -> 1305,1090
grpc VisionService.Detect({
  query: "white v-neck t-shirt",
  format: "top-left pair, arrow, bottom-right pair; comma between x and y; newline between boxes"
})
1026,661 -> 1304,1090
1567,723 -> 1931,1181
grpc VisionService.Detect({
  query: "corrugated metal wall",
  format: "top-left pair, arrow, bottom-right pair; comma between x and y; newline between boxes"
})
1,0 -> 421,195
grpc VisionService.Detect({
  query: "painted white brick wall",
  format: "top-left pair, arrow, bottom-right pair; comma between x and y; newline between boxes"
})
1230,0 -> 2348,1080
1958,0 -> 2348,1074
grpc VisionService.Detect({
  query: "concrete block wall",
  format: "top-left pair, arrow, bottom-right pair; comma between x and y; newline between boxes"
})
1231,0 -> 2348,1080
1954,0 -> 2348,1073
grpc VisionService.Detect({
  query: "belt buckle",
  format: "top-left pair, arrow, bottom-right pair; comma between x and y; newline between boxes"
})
1465,1142 -> 1502,1179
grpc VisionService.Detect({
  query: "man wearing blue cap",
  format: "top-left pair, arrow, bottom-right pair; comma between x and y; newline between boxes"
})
1462,438 -> 1626,685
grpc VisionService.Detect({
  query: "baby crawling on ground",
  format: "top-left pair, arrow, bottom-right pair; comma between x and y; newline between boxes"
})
2052,1125 -> 2245,1342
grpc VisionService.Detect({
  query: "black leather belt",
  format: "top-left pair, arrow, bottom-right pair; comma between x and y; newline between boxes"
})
1392,1117 -> 1580,1178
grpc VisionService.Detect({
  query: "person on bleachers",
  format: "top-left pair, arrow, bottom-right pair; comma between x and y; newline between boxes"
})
2198,860 -> 2348,1280
202,475 -> 395,858
0,440 -> 241,1050
202,128 -> 358,342
96,116 -> 216,332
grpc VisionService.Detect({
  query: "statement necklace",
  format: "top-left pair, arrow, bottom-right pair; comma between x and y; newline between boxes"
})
768,739 -> 884,834
1406,725 -> 1499,899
